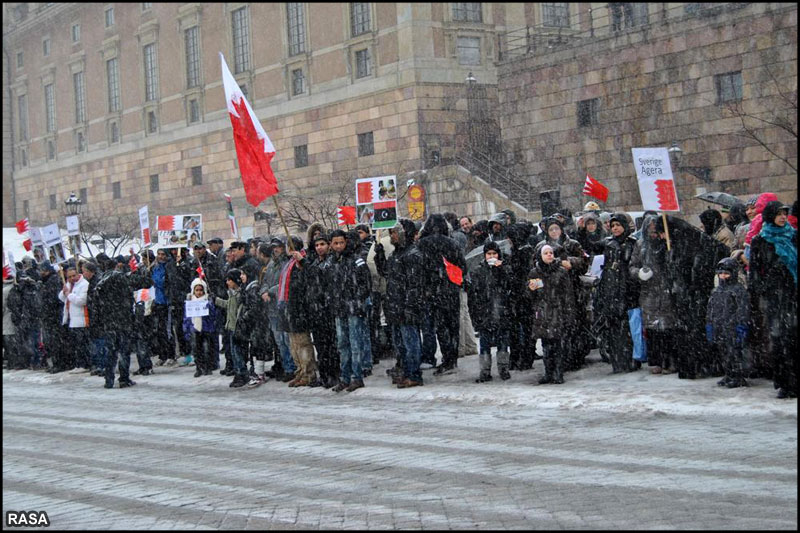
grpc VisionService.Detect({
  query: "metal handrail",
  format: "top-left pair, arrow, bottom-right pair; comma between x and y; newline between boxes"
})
455,146 -> 534,210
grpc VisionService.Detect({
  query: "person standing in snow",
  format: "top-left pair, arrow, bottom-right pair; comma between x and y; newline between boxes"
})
505,223 -> 538,372
183,278 -> 218,377
706,258 -> 750,388
215,269 -> 249,388
595,213 -> 640,374
305,232 -> 340,388
527,244 -> 578,384
749,201 -> 797,399
38,261 -> 70,373
467,241 -> 514,382
57,265 -> 91,374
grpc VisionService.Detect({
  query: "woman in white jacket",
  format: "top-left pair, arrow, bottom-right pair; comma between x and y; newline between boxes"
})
58,266 -> 91,371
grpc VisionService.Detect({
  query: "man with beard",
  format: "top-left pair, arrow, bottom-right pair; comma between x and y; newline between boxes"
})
305,232 -> 340,388
416,214 -> 467,375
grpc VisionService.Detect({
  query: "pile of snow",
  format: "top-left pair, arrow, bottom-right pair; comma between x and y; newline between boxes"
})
4,351 -> 796,420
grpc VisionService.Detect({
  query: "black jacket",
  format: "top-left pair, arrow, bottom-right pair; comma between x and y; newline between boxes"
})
706,278 -> 750,344
467,259 -> 513,333
526,253 -> 578,339
192,252 -> 225,300
416,234 -> 466,311
94,270 -> 133,333
39,273 -> 64,328
281,256 -> 310,333
330,239 -> 372,319
596,233 -> 640,318
305,254 -> 334,316
375,241 -> 425,326
749,231 -> 798,340
232,253 -> 261,287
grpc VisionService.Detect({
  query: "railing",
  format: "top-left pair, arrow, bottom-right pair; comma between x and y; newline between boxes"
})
455,146 -> 535,211
497,3 -> 756,62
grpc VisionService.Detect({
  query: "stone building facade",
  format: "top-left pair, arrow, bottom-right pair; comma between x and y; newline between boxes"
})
3,2 -> 537,235
496,2 -> 797,219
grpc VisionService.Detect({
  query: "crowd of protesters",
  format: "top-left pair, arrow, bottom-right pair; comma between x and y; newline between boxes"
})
3,195 -> 796,399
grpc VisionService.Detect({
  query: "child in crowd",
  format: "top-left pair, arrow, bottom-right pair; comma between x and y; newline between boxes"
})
706,258 -> 750,388
183,278 -> 218,378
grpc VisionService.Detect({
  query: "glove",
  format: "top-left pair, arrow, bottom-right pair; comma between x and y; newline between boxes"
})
735,324 -> 748,346
638,267 -> 653,281
705,324 -> 713,343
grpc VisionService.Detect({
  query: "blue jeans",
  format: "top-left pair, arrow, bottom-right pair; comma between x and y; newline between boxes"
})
227,331 -> 248,379
269,317 -> 296,375
420,311 -> 438,366
391,324 -> 423,382
104,331 -> 131,386
91,337 -> 107,370
20,328 -> 40,368
336,316 -> 369,383
479,328 -> 510,355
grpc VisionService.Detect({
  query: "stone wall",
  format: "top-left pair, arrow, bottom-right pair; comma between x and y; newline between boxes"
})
497,2 -> 797,219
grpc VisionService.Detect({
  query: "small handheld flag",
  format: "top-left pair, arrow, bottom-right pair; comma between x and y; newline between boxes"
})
443,256 -> 463,286
225,194 -> 239,238
337,206 -> 356,226
582,174 -> 609,203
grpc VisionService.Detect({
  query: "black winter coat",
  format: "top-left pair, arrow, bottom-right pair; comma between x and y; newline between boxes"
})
706,278 -> 750,345
749,232 -> 798,340
192,252 -> 225,300
305,254 -> 334,316
8,279 -> 39,331
375,242 -> 425,326
330,248 -> 372,319
172,256 -> 193,306
467,260 -> 513,333
526,258 -> 578,339
95,270 -> 133,333
232,254 -> 261,287
39,273 -> 64,328
596,233 -> 640,318
416,234 -> 465,311
282,259 -> 310,333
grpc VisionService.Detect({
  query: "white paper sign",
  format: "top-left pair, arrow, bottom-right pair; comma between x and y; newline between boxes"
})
40,223 -> 62,246
185,299 -> 210,318
631,147 -> 680,212
30,227 -> 44,246
589,255 -> 605,278
139,206 -> 151,245
65,215 -> 80,236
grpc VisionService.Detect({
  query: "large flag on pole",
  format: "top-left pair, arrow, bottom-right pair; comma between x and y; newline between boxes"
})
582,174 -> 609,203
220,52 -> 279,207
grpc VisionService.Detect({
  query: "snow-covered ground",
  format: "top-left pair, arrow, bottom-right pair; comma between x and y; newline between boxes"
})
4,349 -> 796,420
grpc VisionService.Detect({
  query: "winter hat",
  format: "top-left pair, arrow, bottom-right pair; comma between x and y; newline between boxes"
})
699,208 -> 722,235
269,236 -> 284,248
313,233 -> 330,244
38,260 -> 54,272
715,257 -> 739,276
190,277 -> 208,294
609,212 -> 628,228
761,201 -> 790,226
226,268 -> 242,285
583,201 -> 600,212
544,216 -> 564,232
483,241 -> 501,256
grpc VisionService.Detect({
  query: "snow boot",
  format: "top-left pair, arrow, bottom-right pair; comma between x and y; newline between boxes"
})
476,352 -> 492,383
497,351 -> 511,381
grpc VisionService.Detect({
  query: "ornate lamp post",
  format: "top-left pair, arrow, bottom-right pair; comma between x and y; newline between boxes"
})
64,192 -> 83,256
668,141 -> 712,183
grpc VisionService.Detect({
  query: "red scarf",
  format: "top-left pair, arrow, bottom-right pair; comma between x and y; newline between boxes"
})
277,250 -> 305,302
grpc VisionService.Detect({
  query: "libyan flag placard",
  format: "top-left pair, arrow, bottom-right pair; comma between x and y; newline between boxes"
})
372,201 -> 397,229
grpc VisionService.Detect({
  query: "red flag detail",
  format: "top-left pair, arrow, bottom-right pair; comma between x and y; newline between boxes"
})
157,216 -> 176,231
357,182 -> 373,204
337,206 -> 356,226
2,265 -> 10,280
229,98 -> 279,206
129,255 -> 139,273
15,218 -> 29,234
654,180 -> 679,211
22,239 -> 32,252
443,256 -> 463,286
582,174 -> 609,203
196,264 -> 205,279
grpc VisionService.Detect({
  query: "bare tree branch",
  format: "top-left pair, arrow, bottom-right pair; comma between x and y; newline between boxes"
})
77,206 -> 139,259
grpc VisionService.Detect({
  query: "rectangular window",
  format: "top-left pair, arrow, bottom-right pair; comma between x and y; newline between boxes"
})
107,58 -> 120,112
191,166 -> 203,186
112,181 -> 121,199
43,38 -> 50,57
287,3 -> 306,56
232,7 -> 251,74
50,194 -> 57,210
20,148 -> 28,167
189,99 -> 200,123
150,174 -> 159,192
456,36 -> 481,65
577,98 -> 599,127
72,23 -> 81,43
105,6 -> 114,27
453,3 -> 482,23
148,111 -> 158,133
355,48 -> 371,78
17,51 -> 23,68
351,3 -> 371,37
79,188 -> 87,204
610,3 -> 648,30
47,139 -> 56,160
18,95 -> 28,141
143,43 -> 159,102
715,71 -> 743,104
185,26 -> 200,88
44,83 -> 56,133
294,145 -> 308,168
542,3 -> 570,28
358,132 -> 374,157
291,68 -> 305,95
73,71 -> 86,123
142,2 -> 152,10
76,131 -> 86,152
110,121 -> 119,143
